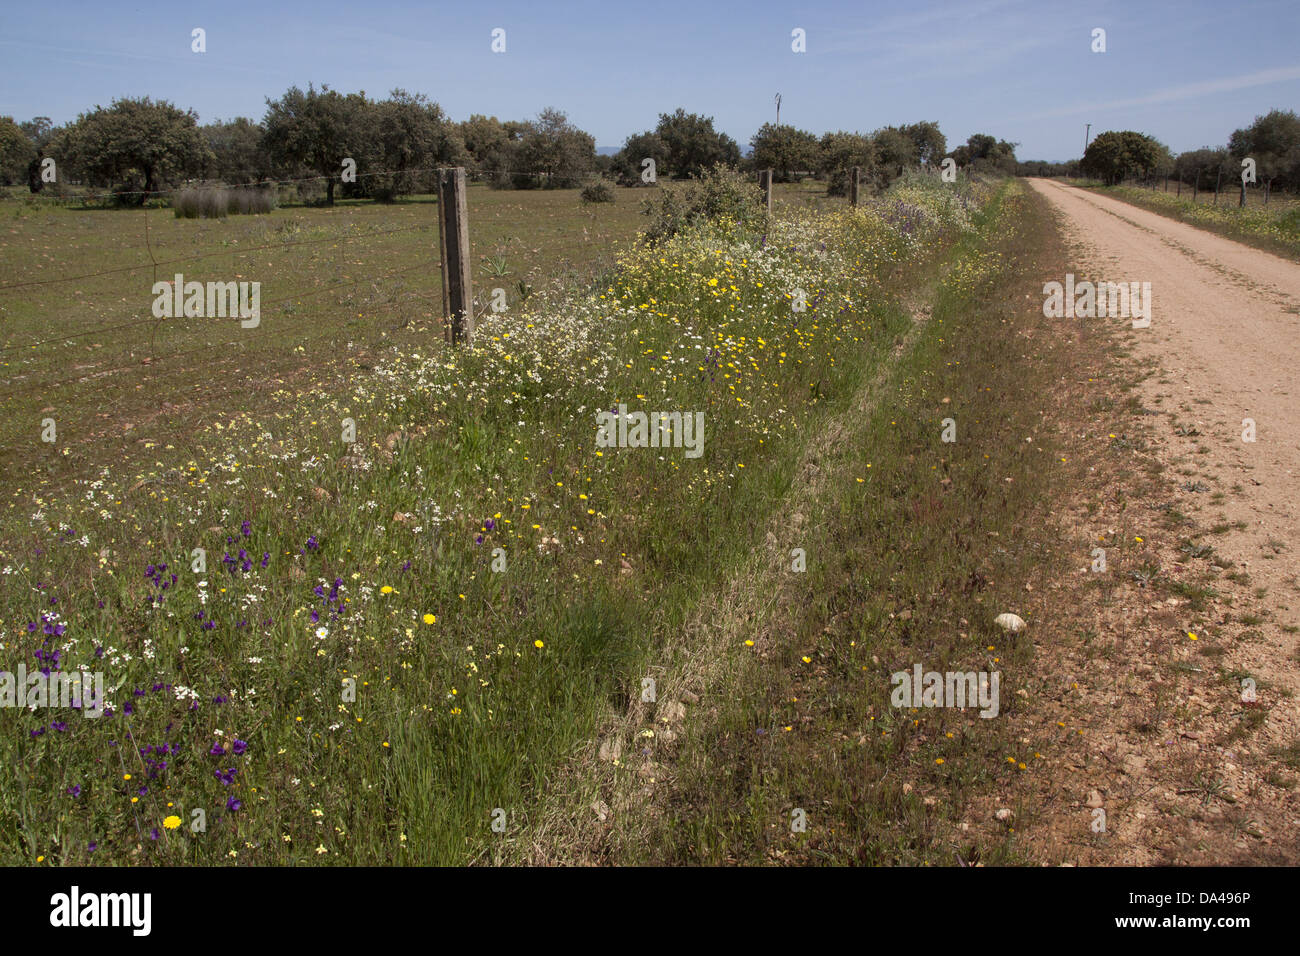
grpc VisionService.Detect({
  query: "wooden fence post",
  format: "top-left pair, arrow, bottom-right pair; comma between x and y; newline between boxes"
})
759,169 -> 773,217
850,166 -> 860,207
437,167 -> 474,345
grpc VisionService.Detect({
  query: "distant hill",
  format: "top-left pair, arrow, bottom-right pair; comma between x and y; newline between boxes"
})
596,146 -> 620,156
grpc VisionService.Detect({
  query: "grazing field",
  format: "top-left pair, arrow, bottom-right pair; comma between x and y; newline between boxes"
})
0,172 -> 1007,865
1059,178 -> 1300,258
0,186 -> 649,494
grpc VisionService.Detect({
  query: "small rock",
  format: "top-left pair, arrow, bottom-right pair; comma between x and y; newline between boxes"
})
1085,789 -> 1104,809
657,700 -> 686,724
995,808 -> 1013,821
598,737 -> 622,763
995,613 -> 1026,634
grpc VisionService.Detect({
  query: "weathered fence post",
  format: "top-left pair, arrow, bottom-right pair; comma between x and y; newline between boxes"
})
1239,178 -> 1247,208
850,166 -> 861,207
437,167 -> 473,345
759,169 -> 773,217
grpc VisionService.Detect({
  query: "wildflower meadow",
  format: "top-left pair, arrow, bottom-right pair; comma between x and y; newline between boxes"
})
0,169 -> 998,865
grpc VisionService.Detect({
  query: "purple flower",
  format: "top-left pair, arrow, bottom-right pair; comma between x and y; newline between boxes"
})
68,785 -> 81,797
226,797 -> 242,812
208,742 -> 225,756
232,739 -> 247,755
241,520 -> 252,538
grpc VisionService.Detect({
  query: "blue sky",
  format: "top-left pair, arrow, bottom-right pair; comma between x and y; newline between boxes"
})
2,0 -> 1297,161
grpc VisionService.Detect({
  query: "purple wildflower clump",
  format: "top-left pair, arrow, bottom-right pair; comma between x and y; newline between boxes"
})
310,577 -> 349,621
144,562 -> 177,605
34,641 -> 62,675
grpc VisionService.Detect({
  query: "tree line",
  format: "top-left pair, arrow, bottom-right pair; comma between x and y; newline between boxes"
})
1017,109 -> 1300,201
0,86 -> 1020,205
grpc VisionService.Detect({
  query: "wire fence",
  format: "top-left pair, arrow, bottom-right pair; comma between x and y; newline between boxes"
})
8,161 -> 613,203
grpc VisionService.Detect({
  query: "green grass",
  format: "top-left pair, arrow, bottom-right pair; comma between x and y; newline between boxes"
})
502,177 -> 1088,866
0,174 -> 992,865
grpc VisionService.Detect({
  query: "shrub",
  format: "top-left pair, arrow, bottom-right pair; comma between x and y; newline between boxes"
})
580,179 -> 614,204
173,185 -> 275,219
639,164 -> 764,245
1277,206 -> 1300,238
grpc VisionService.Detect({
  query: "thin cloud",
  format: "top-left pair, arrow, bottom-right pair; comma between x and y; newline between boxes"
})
1010,65 -> 1300,121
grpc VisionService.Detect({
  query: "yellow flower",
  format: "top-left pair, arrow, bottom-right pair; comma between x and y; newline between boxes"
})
423,613 -> 436,625
163,816 -> 182,830
380,585 -> 394,594
534,639 -> 544,649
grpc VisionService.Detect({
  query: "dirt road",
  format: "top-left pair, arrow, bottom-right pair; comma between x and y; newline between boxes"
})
1031,178 -> 1300,680
1025,179 -> 1300,861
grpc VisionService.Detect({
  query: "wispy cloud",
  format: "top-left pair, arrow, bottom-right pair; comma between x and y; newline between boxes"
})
1008,65 -> 1300,121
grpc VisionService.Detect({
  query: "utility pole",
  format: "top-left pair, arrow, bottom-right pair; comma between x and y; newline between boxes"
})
775,93 -> 781,127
